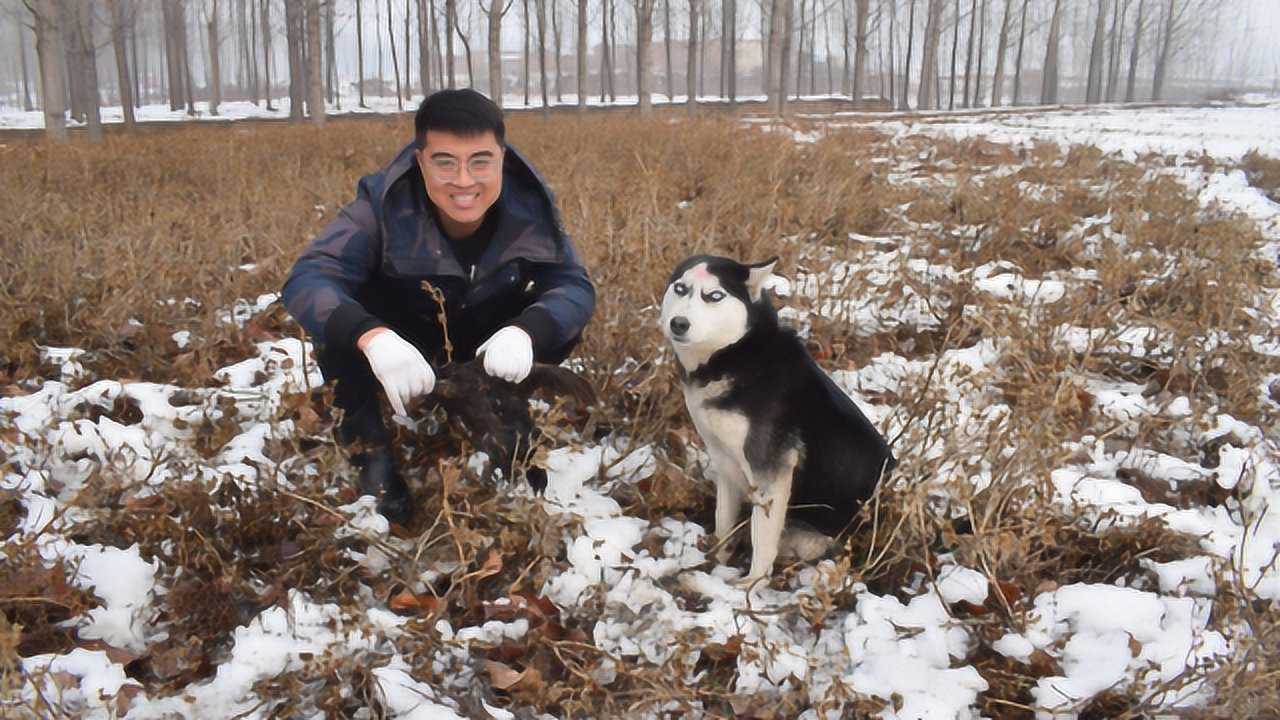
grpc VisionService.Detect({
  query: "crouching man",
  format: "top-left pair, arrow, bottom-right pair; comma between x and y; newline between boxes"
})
281,89 -> 596,525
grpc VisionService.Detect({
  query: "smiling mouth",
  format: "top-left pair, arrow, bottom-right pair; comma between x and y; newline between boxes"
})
450,192 -> 481,208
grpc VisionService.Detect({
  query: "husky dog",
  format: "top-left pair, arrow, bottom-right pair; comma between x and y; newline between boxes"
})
661,255 -> 896,583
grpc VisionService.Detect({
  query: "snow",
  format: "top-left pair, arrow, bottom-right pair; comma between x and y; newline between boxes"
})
4,97 -> 1279,718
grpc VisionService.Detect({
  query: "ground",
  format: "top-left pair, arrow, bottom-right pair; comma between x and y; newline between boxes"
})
2,97 -> 1279,719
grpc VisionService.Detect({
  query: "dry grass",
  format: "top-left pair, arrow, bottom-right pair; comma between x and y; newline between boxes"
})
2,113 -> 1278,717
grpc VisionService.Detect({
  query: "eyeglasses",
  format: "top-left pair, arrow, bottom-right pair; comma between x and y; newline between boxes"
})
424,154 -> 500,183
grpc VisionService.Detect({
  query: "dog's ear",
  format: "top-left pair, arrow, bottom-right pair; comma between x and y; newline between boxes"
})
745,257 -> 779,302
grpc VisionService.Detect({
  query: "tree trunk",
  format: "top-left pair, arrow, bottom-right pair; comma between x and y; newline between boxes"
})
900,0 -> 914,109
180,0 -> 196,114
916,0 -> 941,109
387,0 -> 403,108
972,0 -> 985,106
286,0 -> 304,118
537,0 -> 549,110
444,0 -> 456,87
327,0 -> 337,103
1151,0 -> 1174,100
33,0 -> 69,143
662,0 -> 672,99
131,11 -> 142,106
963,0 -> 976,107
781,0 -> 793,106
637,0 -> 654,114
1012,0 -> 1027,103
887,0 -> 896,107
357,0 -> 367,105
948,0 -> 959,108
1040,0 -> 1063,104
162,1 -> 183,110
577,0 -> 587,109
600,0 -> 609,101
488,0 -> 504,106
687,0 -> 698,111
108,0 -> 137,127
990,0 -> 1012,106
69,0 -> 103,141
767,0 -> 785,114
1105,0 -> 1124,102
307,0 -> 325,122
208,0 -> 223,116
521,0 -> 531,104
551,0 -> 562,100
458,11 -> 475,86
377,0 -> 385,93
794,0 -> 804,98
261,0 -> 275,109
419,0 -> 433,94
809,0 -> 818,95
404,0 -> 413,98
698,0 -> 707,98
723,0 -> 735,104
851,0 -> 868,103
840,0 -> 850,95
18,12 -> 35,112
1126,0 -> 1146,99
1086,0 -> 1108,103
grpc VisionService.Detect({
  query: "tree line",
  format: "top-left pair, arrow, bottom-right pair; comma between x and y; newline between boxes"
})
2,0 -> 1268,143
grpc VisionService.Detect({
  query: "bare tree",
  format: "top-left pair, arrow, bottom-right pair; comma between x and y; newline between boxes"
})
900,0 -> 915,109
356,0 -> 367,105
307,0 -> 324,121
1086,0 -> 1108,102
1152,0 -> 1189,101
1125,0 -> 1143,101
686,0 -> 698,111
208,0 -> 223,116
484,0 -> 512,106
162,1 -> 187,111
665,0 -> 675,98
962,0 -> 975,106
1040,0 -> 1063,104
989,0 -> 1012,105
1011,0 -> 1027,103
454,0 -> 476,85
577,0 -> 586,109
767,0 -> 785,114
26,0 -> 68,142
722,0 -> 735,104
971,0 -> 985,105
67,0 -> 103,141
551,0 -> 561,100
636,0 -> 655,114
1104,0 -> 1124,101
387,0 -> 403,107
851,0 -> 868,102
948,0 -> 960,108
916,0 -> 942,109
418,0 -> 432,94
260,0 -> 275,109
536,0 -> 549,110
404,0 -> 413,97
520,0 -> 529,103
16,4 -> 35,111
285,0 -> 305,118
107,0 -> 136,128
445,0 -> 457,86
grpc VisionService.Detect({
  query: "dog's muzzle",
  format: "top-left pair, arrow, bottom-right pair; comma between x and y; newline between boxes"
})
668,316 -> 691,339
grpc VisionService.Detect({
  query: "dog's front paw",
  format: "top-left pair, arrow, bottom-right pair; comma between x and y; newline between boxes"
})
734,572 -> 770,590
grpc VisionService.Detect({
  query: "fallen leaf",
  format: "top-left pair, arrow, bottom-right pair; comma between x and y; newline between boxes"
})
477,549 -> 503,579
389,591 -> 441,615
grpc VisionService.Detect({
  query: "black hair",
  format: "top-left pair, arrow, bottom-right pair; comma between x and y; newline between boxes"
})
414,89 -> 506,147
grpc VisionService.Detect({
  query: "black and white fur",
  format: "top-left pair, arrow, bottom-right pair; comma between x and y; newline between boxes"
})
661,255 -> 895,583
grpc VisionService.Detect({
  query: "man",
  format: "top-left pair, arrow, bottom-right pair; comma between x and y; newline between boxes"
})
282,89 -> 595,525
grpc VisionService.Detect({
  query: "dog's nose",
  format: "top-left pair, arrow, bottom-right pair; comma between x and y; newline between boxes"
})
669,317 -> 691,337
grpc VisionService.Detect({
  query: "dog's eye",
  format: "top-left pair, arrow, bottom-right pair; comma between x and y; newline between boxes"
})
673,282 -> 689,296
703,291 -> 725,303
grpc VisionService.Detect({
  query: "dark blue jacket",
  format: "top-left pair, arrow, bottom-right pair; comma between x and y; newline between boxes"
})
282,142 -> 595,366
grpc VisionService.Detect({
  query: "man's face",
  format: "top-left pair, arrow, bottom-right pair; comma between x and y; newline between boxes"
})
415,129 -> 504,239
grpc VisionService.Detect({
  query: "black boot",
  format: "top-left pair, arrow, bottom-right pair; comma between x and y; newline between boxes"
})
355,447 -> 414,527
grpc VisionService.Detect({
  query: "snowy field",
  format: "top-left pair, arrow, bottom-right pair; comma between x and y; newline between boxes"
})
3,100 -> 1279,718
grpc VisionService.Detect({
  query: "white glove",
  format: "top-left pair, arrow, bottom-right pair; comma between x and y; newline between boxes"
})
476,326 -> 534,383
361,330 -> 436,416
